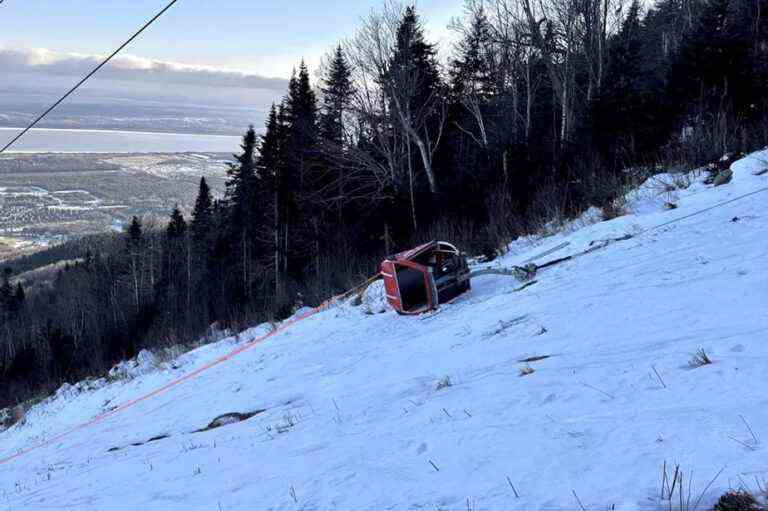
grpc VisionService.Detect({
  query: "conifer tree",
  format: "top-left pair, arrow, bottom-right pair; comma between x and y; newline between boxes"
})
257,104 -> 288,298
320,46 -> 354,146
450,6 -> 494,97
126,216 -> 142,250
287,62 -> 319,149
12,283 -> 25,313
191,177 -> 213,242
226,126 -> 259,218
593,0 -> 648,164
384,5 -> 445,195
158,207 -> 188,329
126,216 -> 143,313
282,62 -> 320,284
224,126 -> 262,303
0,268 -> 12,314
167,207 -> 187,240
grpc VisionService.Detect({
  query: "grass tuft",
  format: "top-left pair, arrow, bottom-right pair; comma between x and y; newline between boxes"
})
689,349 -> 713,368
436,375 -> 453,390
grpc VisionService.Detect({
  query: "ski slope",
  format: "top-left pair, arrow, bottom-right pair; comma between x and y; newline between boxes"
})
1,153 -> 767,510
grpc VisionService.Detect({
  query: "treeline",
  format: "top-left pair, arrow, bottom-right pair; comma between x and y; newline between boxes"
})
2,0 -> 767,407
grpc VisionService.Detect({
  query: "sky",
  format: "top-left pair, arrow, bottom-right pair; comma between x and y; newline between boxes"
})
0,0 -> 463,83
0,1 -> 464,135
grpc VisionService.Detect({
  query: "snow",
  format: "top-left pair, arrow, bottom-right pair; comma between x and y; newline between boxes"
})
360,279 -> 390,314
1,152 -> 767,510
108,350 -> 160,382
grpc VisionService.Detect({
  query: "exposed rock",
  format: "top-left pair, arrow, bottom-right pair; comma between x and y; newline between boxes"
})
361,279 -> 388,314
713,169 -> 734,186
513,263 -> 538,281
197,410 -> 265,432
108,349 -> 158,381
0,408 -> 11,431
12,404 -> 25,425
0,403 -> 28,430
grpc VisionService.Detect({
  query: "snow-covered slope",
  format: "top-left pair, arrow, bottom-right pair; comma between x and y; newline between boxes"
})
2,153 -> 767,510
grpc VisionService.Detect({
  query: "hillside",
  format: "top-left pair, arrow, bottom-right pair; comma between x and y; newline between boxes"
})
1,153 -> 767,510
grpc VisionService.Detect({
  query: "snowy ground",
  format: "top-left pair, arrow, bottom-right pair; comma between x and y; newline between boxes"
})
1,153 -> 767,510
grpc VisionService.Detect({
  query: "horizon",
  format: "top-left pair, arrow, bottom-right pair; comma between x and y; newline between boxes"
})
0,1 -> 464,139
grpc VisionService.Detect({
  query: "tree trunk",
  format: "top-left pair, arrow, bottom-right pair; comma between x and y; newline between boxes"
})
407,136 -> 418,231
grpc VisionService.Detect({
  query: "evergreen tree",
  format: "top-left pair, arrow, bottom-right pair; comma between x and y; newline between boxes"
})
384,5 -> 445,197
157,206 -> 188,330
320,46 -> 354,146
390,6 -> 442,111
0,268 -> 12,313
282,62 -> 320,283
187,177 -> 215,326
226,126 -> 259,217
224,126 -> 262,304
449,6 -> 494,97
593,0 -> 649,165
191,177 -> 213,241
126,216 -> 143,251
12,283 -> 25,313
167,206 -> 187,240
258,105 -> 284,182
287,62 -> 319,151
125,216 -> 144,313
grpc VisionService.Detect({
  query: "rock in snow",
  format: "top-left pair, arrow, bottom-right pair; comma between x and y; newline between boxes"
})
108,349 -> 158,381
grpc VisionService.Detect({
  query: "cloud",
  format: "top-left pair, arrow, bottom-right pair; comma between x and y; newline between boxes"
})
0,47 -> 288,91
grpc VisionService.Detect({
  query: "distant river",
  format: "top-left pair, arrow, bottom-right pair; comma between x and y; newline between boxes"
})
0,127 -> 242,153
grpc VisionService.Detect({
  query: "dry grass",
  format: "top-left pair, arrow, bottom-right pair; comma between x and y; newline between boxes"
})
713,491 -> 763,511
436,375 -> 453,390
689,349 -> 713,368
660,461 -> 727,511
518,365 -> 535,377
601,196 -> 629,221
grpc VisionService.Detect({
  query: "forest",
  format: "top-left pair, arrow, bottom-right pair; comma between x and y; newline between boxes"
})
2,0 -> 767,408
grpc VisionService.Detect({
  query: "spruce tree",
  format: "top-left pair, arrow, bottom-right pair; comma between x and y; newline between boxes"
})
226,126 -> 259,216
384,5 -> 445,197
167,206 -> 187,240
126,216 -> 142,251
286,61 -> 319,156
320,46 -> 354,146
224,126 -> 262,304
389,6 -> 442,113
594,0 -> 647,164
0,268 -> 12,313
125,216 -> 143,313
12,283 -> 25,313
191,178 -> 212,234
449,6 -> 494,96
283,61 -> 320,281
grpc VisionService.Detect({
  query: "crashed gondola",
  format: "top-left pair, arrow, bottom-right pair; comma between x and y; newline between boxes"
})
380,241 -> 471,315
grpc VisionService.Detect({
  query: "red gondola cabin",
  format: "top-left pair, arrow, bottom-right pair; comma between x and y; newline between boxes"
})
380,241 -> 471,315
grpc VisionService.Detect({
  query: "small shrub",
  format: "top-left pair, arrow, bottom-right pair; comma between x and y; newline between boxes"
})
479,240 -> 498,262
713,490 -> 762,511
436,375 -> 453,390
689,349 -> 713,368
601,197 -> 628,221
664,202 -> 679,210
519,365 -> 535,377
